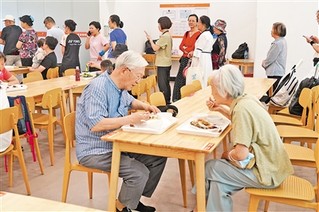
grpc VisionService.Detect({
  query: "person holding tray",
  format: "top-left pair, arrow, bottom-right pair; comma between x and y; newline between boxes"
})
203,64 -> 293,211
75,50 -> 166,212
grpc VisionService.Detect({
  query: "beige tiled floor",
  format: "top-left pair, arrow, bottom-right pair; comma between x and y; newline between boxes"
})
0,124 -> 316,211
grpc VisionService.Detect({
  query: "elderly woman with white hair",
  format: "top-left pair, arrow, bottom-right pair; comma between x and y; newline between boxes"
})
204,64 -> 293,211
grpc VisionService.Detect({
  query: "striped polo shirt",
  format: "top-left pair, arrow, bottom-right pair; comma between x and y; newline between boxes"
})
75,72 -> 134,161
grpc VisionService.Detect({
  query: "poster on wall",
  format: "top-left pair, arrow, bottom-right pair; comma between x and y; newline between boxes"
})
160,3 -> 210,38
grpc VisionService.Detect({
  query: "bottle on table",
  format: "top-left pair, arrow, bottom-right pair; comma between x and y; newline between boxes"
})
75,66 -> 80,81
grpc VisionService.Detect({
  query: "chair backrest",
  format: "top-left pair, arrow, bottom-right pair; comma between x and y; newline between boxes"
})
131,78 -> 148,101
180,84 -> 196,98
22,72 -> 43,83
150,92 -> 166,106
0,106 -> 19,134
41,88 -> 63,110
315,139 -> 319,199
143,54 -> 156,65
46,67 -> 59,79
192,80 -> 202,91
145,75 -> 157,102
64,68 -> 76,76
143,54 -> 156,76
63,112 -> 75,165
312,86 -> 319,133
146,75 -> 157,92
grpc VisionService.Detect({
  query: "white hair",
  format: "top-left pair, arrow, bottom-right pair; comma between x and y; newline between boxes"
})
115,50 -> 148,70
210,64 -> 245,99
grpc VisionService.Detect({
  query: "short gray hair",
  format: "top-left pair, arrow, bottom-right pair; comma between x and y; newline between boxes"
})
210,64 -> 244,99
115,50 -> 148,70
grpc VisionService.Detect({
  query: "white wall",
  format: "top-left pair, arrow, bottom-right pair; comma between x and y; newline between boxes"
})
255,1 -> 317,79
100,0 -> 318,79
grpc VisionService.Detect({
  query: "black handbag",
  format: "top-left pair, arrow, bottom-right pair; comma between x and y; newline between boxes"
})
157,105 -> 178,117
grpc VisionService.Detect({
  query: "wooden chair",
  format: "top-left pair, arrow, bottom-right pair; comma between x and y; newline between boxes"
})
61,112 -> 110,202
270,88 -> 313,128
0,106 -> 31,195
268,104 -> 286,115
63,68 -> 76,76
180,84 -> 197,98
131,78 -> 148,102
245,142 -> 319,211
22,72 -> 43,83
143,54 -> 156,76
276,86 -> 319,148
32,88 -> 65,166
150,92 -> 166,106
192,79 -> 202,91
12,96 -> 44,175
72,85 -> 86,111
46,67 -> 59,79
146,75 -> 157,102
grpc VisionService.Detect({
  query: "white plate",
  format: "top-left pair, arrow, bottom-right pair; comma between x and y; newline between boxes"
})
5,66 -> 16,70
176,114 -> 231,137
81,72 -> 97,80
6,84 -> 28,92
122,112 -> 178,134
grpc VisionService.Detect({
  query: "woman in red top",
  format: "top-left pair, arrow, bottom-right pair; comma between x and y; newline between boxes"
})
172,14 -> 201,101
0,52 -> 19,85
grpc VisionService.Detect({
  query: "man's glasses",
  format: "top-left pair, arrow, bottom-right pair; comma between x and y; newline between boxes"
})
126,67 -> 143,81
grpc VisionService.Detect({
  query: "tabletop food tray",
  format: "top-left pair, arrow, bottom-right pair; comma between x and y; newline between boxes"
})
176,113 -> 231,137
6,84 -> 28,92
122,112 -> 178,134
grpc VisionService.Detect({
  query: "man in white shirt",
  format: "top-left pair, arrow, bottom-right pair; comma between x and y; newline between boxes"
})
43,16 -> 64,64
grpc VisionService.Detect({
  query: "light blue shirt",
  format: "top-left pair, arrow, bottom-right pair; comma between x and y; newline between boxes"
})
262,37 -> 287,77
75,72 -> 134,161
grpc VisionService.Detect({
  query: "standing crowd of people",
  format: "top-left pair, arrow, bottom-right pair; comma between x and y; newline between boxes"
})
0,14 -> 127,81
2,9 -> 319,212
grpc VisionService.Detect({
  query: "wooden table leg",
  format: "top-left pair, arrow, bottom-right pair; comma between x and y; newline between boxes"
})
68,89 -> 74,113
108,142 -> 121,211
62,91 -> 68,115
178,159 -> 187,208
195,153 -> 206,212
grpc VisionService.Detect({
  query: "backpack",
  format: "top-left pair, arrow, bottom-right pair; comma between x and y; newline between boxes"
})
145,39 -> 158,54
8,95 -> 38,162
289,65 -> 319,115
269,61 -> 302,107
232,42 -> 249,59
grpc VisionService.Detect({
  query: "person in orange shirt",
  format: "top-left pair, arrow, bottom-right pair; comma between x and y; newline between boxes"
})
172,14 -> 201,101
0,52 -> 19,85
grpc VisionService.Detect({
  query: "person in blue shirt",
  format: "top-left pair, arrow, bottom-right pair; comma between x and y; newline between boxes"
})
108,14 -> 127,58
262,22 -> 287,91
76,50 -> 165,212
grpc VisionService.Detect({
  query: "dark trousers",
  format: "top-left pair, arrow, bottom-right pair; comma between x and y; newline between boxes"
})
157,66 -> 171,104
172,57 -> 189,102
21,58 -> 33,78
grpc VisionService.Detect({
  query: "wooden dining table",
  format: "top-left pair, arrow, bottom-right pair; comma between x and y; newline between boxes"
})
6,76 -> 93,113
103,77 -> 276,211
6,66 -> 30,75
0,191 -> 103,211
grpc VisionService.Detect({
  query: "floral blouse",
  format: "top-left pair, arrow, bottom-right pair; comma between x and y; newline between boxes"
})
18,29 -> 38,59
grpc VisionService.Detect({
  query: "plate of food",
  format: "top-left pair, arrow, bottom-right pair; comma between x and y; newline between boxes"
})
176,114 -> 231,137
81,72 -> 96,80
122,112 -> 178,134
